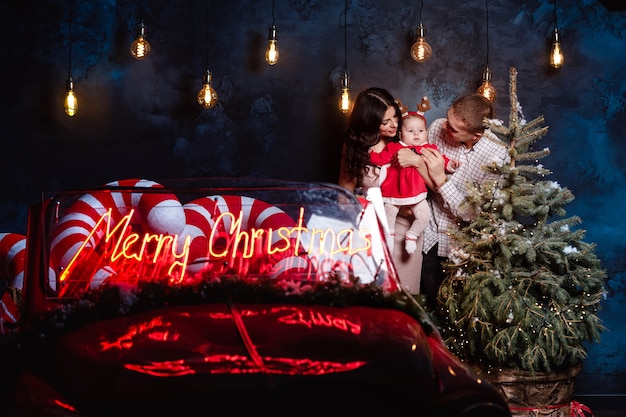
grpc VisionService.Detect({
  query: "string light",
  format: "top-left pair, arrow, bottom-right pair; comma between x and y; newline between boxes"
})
339,0 -> 351,114
410,0 -> 432,62
197,69 -> 218,109
64,78 -> 77,117
265,0 -> 279,65
197,0 -> 218,109
549,0 -> 564,68
64,0 -> 77,117
130,21 -> 152,60
476,0 -> 497,102
340,71 -> 351,113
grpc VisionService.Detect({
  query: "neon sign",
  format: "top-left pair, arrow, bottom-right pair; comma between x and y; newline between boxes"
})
56,206 -> 373,289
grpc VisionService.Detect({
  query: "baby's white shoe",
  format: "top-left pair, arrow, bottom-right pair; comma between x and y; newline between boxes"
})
405,232 -> 418,254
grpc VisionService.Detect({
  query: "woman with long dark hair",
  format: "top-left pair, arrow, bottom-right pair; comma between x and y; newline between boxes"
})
338,87 -> 425,294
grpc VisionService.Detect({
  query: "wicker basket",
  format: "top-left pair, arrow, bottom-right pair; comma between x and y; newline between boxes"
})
472,365 -> 583,417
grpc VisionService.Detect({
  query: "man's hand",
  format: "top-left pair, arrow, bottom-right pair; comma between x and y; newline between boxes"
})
393,148 -> 434,189
418,147 -> 448,190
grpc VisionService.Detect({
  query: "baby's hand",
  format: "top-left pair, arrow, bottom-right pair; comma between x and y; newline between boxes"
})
395,147 -> 424,169
450,159 -> 461,170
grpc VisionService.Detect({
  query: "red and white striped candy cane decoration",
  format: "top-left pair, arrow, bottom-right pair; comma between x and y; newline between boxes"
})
0,233 -> 26,332
210,195 -> 296,248
107,178 -> 186,236
0,289 -> 19,334
200,195 -> 308,278
0,232 -> 27,289
0,232 -> 58,292
50,181 -> 138,274
127,179 -> 186,236
50,179 -> 186,292
179,196 -> 221,274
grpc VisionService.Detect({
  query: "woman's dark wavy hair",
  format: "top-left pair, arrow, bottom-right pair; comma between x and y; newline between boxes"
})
343,87 -> 401,182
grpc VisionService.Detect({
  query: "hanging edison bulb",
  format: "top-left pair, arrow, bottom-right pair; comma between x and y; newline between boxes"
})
64,77 -> 78,117
410,23 -> 432,62
64,3 -> 77,117
265,25 -> 279,65
339,71 -> 351,113
549,27 -> 564,68
476,66 -> 497,102
130,21 -> 151,60
197,69 -> 218,109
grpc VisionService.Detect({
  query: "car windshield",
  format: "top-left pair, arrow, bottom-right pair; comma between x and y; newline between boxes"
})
40,178 -> 400,301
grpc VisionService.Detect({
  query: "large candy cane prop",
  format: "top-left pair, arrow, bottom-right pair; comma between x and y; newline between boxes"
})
50,179 -> 186,293
0,233 -> 27,289
179,196 -> 220,274
0,233 -> 26,332
126,179 -> 187,236
181,195 -> 311,279
210,195 -> 296,247
0,289 -> 19,333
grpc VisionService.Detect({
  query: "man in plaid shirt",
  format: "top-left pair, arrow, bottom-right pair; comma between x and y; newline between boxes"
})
395,94 -> 509,311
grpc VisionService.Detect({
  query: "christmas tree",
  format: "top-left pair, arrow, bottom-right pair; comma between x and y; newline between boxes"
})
438,67 -> 607,374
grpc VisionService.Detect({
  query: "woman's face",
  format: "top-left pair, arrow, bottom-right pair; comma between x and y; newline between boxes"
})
378,106 -> 399,139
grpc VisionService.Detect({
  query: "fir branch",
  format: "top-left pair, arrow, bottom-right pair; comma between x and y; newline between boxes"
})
486,122 -> 510,138
514,149 -> 551,163
511,126 -> 549,152
519,115 -> 545,133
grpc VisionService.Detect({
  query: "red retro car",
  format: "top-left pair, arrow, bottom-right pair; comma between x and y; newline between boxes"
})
0,178 -> 510,416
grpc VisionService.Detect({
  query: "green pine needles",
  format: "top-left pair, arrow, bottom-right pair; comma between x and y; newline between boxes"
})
438,67 -> 607,374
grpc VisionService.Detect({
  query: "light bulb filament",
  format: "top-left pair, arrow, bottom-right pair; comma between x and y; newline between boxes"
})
131,37 -> 151,59
197,70 -> 218,109
266,40 -> 279,65
410,24 -> 432,63
339,72 -> 351,113
64,78 -> 77,117
476,67 -> 497,102
340,87 -> 351,113
131,22 -> 151,60
265,25 -> 279,65
549,28 -> 564,68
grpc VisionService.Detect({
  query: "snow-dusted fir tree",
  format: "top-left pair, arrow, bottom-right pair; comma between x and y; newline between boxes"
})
438,67 -> 606,374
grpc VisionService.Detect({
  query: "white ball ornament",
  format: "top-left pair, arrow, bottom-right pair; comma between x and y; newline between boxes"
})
139,196 -> 186,236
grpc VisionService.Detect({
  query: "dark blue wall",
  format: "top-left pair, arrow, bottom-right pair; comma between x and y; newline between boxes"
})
0,0 -> 624,400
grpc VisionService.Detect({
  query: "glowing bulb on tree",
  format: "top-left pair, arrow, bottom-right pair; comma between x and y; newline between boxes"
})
64,77 -> 77,116
265,25 -> 279,65
197,69 -> 218,109
410,24 -> 432,63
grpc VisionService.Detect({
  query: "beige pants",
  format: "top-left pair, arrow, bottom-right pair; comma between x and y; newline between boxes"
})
391,211 -> 423,294
360,166 -> 423,294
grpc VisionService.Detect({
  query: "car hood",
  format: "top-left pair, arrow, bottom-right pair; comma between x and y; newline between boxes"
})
36,302 -> 443,414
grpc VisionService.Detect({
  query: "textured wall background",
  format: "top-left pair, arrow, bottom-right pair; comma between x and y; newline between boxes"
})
0,0 -> 624,397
